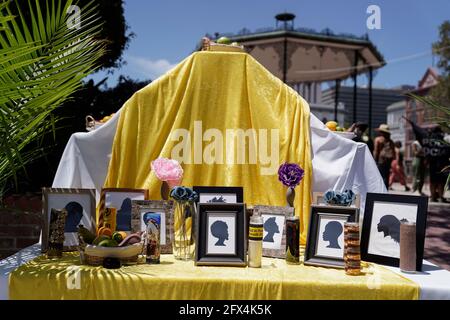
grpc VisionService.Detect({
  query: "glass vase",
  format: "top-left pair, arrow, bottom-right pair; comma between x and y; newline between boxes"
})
172,200 -> 196,260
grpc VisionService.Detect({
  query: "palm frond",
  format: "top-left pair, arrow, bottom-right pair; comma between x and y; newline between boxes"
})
0,0 -> 105,196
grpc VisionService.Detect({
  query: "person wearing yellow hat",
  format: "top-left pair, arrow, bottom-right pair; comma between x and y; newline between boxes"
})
373,124 -> 395,189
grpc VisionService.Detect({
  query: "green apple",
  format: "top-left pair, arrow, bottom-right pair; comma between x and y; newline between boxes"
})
216,36 -> 231,45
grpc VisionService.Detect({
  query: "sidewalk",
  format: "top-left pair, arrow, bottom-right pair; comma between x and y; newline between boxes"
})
389,182 -> 450,271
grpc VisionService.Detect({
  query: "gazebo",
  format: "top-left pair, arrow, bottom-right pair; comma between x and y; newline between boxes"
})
211,13 -> 386,132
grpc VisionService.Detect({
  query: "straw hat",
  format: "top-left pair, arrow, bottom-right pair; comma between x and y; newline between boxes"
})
375,124 -> 391,134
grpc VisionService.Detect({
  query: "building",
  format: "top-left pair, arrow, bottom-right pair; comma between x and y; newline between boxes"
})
322,86 -> 407,134
208,13 -> 386,127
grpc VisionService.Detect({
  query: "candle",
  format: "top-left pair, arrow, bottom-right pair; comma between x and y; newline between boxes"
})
344,222 -> 361,276
400,222 -> 417,273
248,215 -> 263,268
286,216 -> 300,264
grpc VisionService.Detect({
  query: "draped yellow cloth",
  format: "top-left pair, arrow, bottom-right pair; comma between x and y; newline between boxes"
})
104,51 -> 312,244
9,253 -> 419,300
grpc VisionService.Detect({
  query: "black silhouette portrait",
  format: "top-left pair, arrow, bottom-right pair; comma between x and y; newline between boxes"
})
322,221 -> 343,249
210,220 -> 229,246
263,217 -> 280,243
207,196 -> 227,203
117,198 -> 132,231
377,215 -> 407,244
64,202 -> 84,233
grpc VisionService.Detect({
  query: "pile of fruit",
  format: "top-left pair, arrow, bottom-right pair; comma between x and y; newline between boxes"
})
326,121 -> 347,132
78,225 -> 142,248
99,113 -> 115,124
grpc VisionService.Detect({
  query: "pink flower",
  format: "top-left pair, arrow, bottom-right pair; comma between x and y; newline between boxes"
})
151,158 -> 183,187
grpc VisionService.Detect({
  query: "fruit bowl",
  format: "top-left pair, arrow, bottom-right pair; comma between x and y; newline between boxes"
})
81,242 -> 144,266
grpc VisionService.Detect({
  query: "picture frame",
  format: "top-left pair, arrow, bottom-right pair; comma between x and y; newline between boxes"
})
99,188 -> 149,232
313,192 -> 361,208
361,193 -> 428,270
195,203 -> 247,267
304,205 -> 359,268
42,188 -> 96,252
193,186 -> 243,204
131,200 -> 174,254
253,205 -> 295,258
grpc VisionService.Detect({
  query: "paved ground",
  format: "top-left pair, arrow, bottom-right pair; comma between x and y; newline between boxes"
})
389,183 -> 450,271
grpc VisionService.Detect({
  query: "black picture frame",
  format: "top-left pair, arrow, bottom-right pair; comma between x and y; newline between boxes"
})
361,193 -> 428,271
193,186 -> 244,204
195,203 -> 247,267
304,205 -> 359,268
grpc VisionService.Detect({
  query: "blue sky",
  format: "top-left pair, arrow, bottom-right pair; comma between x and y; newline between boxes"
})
91,0 -> 450,89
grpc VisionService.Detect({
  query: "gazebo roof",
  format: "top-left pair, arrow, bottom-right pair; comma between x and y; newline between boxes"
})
212,25 -> 385,83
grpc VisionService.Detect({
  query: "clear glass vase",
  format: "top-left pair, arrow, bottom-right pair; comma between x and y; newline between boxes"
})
172,200 -> 196,260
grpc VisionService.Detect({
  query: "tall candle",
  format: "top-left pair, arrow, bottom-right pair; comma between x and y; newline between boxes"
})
400,222 -> 417,273
248,215 -> 263,268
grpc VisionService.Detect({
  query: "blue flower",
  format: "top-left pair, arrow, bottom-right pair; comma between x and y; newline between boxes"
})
170,186 -> 198,202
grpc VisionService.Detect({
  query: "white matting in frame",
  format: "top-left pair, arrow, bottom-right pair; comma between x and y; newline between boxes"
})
367,201 -> 418,259
206,212 -> 236,255
315,214 -> 347,259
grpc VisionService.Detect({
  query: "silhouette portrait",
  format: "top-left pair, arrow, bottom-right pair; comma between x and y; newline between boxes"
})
117,198 -> 132,231
322,221 -> 343,249
377,215 -> 407,244
263,217 -> 280,243
207,196 -> 227,203
64,202 -> 83,233
210,220 -> 229,246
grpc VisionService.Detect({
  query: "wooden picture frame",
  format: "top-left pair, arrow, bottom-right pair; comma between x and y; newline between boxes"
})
313,192 -> 361,208
99,188 -> 149,232
193,186 -> 243,204
195,203 -> 247,267
253,205 -> 294,259
304,205 -> 359,269
42,188 -> 96,252
131,200 -> 174,254
361,193 -> 428,271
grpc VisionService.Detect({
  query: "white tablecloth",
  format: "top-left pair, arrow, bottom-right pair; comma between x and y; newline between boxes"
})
1,244 -> 449,300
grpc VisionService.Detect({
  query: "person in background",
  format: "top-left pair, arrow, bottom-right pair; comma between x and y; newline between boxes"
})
389,141 -> 410,191
373,124 -> 395,189
426,126 -> 449,203
348,122 -> 374,154
411,139 -> 425,196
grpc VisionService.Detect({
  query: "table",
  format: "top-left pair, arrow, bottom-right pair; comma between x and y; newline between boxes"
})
2,245 -> 450,300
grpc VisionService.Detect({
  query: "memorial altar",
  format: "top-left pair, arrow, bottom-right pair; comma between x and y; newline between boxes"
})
2,51 -> 450,300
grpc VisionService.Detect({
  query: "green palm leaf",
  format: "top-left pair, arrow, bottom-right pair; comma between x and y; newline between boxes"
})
0,0 -> 105,197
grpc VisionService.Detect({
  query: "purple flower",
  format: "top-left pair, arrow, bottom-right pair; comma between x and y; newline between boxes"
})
278,163 -> 305,188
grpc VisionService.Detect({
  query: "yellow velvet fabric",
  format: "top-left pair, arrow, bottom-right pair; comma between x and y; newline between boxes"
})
104,51 -> 313,244
9,253 -> 419,300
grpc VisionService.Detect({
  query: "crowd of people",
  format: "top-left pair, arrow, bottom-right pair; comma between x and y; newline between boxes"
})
347,122 -> 450,203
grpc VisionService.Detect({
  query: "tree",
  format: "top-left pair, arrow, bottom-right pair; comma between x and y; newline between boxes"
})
8,0 -> 132,71
431,20 -> 450,107
0,0 -> 105,198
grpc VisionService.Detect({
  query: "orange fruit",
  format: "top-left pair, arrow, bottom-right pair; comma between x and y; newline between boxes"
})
97,227 -> 113,237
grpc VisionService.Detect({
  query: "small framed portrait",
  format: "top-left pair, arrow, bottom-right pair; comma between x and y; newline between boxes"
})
196,203 -> 247,267
361,193 -> 428,270
304,205 -> 359,268
253,205 -> 294,258
42,188 -> 96,252
193,186 -> 243,204
131,200 -> 174,254
99,188 -> 149,232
